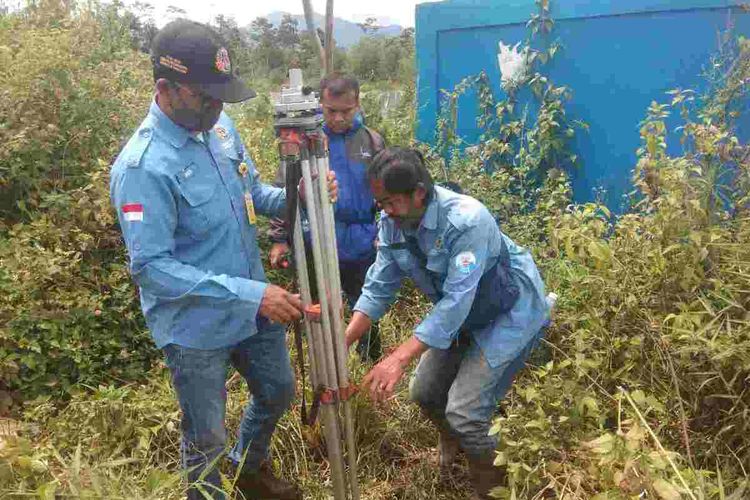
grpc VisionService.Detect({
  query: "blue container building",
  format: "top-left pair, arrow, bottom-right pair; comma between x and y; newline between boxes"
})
415,0 -> 750,209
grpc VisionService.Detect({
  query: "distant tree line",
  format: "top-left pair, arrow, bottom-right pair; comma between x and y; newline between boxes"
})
120,5 -> 415,85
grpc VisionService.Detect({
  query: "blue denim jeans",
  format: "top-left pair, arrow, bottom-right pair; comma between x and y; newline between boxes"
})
163,324 -> 295,500
409,331 -> 540,457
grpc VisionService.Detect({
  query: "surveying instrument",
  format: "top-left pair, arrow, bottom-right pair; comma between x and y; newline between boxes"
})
272,69 -> 360,500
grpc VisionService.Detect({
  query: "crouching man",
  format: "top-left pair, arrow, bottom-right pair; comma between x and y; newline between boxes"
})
344,148 -> 549,498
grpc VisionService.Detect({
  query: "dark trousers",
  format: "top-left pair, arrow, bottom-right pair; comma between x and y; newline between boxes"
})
340,256 -> 381,361
302,250 -> 381,361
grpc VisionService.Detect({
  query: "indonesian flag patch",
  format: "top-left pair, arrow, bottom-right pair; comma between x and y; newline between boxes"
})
122,203 -> 143,222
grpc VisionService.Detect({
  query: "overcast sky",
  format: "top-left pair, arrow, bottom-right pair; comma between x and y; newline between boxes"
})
132,0 -> 435,28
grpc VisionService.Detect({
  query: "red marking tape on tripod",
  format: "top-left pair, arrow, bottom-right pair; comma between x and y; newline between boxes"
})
304,303 -> 321,322
278,128 -> 304,145
319,388 -> 337,405
338,384 -> 359,401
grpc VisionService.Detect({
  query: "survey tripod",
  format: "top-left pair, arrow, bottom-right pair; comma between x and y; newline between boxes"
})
272,69 -> 360,500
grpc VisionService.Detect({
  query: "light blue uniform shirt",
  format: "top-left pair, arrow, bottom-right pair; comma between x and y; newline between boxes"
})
354,186 -> 549,368
110,100 -> 285,349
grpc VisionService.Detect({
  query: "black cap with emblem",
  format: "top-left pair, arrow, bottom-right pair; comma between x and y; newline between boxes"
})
150,19 -> 256,103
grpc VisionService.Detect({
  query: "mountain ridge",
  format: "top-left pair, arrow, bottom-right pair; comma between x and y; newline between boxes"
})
263,11 -> 402,48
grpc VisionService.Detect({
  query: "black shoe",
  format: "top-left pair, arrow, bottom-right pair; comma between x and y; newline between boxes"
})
467,451 -> 506,499
438,430 -> 460,473
234,461 -> 301,500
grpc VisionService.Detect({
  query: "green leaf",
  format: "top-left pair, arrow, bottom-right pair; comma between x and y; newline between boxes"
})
17,456 -> 33,470
653,478 -> 682,500
583,433 -> 615,454
36,482 -> 57,500
488,420 -> 503,436
648,451 -> 669,470
587,240 -> 613,267
522,386 -> 539,403
524,419 -> 546,430
631,389 -> 647,405
72,444 -> 81,481
577,396 -> 600,418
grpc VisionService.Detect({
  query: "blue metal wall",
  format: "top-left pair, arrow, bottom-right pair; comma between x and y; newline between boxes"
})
416,1 -> 750,209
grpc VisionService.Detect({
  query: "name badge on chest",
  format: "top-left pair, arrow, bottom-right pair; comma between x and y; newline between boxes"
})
237,162 -> 256,225
244,192 -> 257,225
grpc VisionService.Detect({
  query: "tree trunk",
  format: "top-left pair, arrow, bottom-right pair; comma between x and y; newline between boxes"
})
325,0 -> 334,74
301,0 -> 327,77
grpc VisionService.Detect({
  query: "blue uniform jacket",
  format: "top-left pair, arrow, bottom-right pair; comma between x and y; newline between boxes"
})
354,186 -> 550,368
110,100 -> 285,349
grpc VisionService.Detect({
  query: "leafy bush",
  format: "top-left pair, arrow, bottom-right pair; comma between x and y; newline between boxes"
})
437,29 -> 750,500
0,1 -> 153,220
3,373 -> 184,499
0,2 -> 158,403
359,80 -> 416,147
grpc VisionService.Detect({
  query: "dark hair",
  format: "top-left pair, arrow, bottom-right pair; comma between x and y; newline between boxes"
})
319,73 -> 360,99
439,180 -> 464,194
368,147 -> 434,200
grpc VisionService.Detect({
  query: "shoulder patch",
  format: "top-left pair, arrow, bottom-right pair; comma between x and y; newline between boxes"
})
123,127 -> 154,169
213,115 -> 239,154
455,251 -> 478,274
214,125 -> 229,140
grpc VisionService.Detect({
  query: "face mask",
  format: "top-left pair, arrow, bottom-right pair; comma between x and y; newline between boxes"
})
169,87 -> 222,132
171,107 -> 220,132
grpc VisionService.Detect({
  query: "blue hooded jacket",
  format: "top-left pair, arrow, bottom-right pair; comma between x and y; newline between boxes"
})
269,113 -> 381,263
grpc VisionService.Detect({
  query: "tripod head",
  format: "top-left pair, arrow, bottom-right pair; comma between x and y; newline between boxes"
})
272,68 -> 324,131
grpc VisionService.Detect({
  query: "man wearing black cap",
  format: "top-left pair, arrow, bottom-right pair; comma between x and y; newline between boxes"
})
110,19 -> 336,500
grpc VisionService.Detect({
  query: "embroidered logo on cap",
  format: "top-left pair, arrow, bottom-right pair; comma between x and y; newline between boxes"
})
159,55 -> 188,74
215,47 -> 231,74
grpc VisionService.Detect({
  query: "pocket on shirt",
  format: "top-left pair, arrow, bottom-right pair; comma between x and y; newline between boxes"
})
175,165 -> 220,240
426,249 -> 449,275
392,248 -> 415,271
